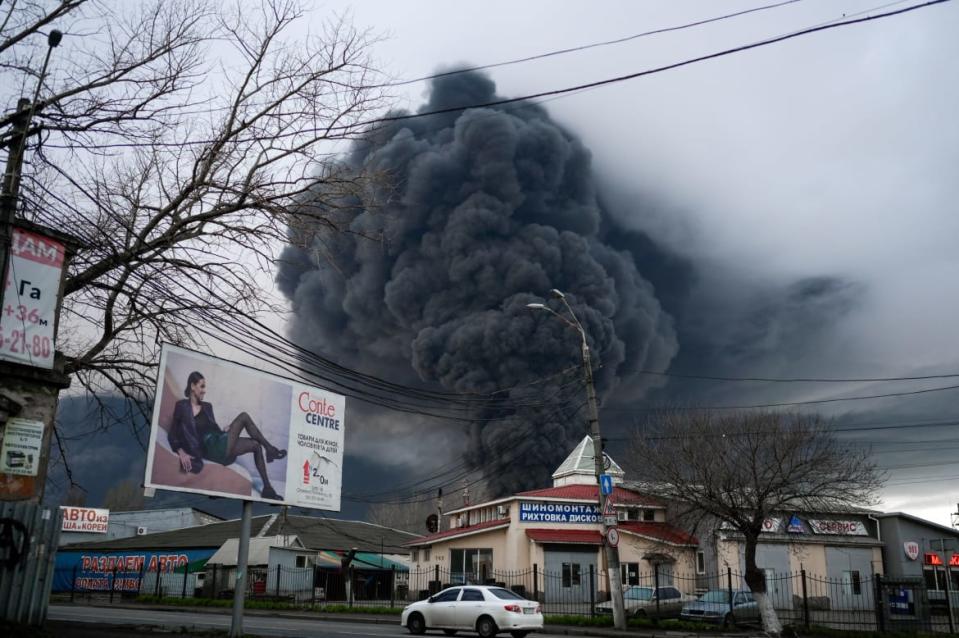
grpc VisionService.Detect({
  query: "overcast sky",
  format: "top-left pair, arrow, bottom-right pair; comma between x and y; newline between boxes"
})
43,0 -> 959,528
274,0 -> 959,525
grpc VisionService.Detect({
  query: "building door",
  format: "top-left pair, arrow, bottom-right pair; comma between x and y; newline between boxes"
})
543,545 -> 598,605
825,547 -> 874,610
755,544 -> 792,609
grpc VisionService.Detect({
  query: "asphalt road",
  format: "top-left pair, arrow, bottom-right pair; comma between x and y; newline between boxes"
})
47,605 -> 569,638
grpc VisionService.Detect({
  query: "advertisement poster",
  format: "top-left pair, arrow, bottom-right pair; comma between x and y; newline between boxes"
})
60,506 -> 110,533
0,417 -> 44,476
144,344 -> 345,510
54,548 -> 215,593
0,227 -> 64,368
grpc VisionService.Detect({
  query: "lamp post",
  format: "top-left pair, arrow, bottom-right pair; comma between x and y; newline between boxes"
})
527,290 -> 627,630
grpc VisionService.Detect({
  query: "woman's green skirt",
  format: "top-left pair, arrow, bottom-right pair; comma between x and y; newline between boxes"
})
202,431 -> 230,465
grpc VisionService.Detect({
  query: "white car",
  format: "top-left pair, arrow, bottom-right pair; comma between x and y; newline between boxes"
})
401,585 -> 543,638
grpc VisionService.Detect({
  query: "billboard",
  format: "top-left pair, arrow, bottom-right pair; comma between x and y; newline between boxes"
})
144,344 -> 345,510
60,506 -> 110,533
0,227 -> 65,368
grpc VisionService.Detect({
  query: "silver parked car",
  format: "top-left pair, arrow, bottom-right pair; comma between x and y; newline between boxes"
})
680,589 -> 759,627
402,585 -> 543,638
595,585 -> 693,618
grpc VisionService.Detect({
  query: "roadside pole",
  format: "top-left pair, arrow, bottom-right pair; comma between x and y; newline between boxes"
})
229,500 -> 253,638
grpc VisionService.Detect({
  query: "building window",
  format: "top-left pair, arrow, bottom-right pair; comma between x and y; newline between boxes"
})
295,555 -> 308,568
411,549 -> 419,563
617,510 -> 627,521
925,567 -> 943,591
643,509 -> 655,522
562,563 -> 581,588
450,548 -> 493,584
621,562 -> 640,586
424,547 -> 431,562
843,570 -> 862,596
696,551 -> 706,575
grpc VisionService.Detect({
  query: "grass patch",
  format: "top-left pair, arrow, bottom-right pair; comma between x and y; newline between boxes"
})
133,595 -> 402,615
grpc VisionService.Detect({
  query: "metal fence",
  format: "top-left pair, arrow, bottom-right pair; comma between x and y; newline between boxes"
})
1,502 -> 61,625
53,562 -> 959,633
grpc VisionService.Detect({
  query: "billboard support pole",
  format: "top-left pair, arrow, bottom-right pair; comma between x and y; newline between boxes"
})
229,500 -> 253,638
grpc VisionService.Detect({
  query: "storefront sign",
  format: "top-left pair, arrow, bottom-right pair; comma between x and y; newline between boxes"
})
0,418 -> 44,476
786,515 -> 805,533
53,548 -> 214,593
808,519 -> 868,536
950,554 -> 959,567
0,227 -> 64,369
761,517 -> 782,533
903,541 -> 920,561
60,507 -> 110,533
924,552 -> 943,566
519,502 -> 599,523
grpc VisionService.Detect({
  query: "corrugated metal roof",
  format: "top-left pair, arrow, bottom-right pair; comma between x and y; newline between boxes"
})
551,436 -> 624,480
525,528 -> 603,544
61,515 -> 274,551
61,514 -> 420,554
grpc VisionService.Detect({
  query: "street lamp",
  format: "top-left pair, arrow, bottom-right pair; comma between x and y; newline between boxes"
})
527,290 -> 627,630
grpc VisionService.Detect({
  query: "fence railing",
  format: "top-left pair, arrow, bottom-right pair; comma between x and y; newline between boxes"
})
52,563 -> 959,633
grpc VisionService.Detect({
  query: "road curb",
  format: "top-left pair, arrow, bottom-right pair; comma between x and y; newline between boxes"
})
56,602 -> 763,637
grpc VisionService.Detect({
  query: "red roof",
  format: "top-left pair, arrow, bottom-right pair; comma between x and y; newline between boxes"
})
516,485 -> 661,506
405,519 -> 509,547
619,522 -> 698,546
525,528 -> 603,545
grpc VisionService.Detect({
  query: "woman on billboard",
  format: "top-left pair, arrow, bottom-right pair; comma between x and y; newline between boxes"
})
169,371 -> 286,500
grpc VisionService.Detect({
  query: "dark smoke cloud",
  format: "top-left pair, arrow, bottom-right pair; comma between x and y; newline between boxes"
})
277,71 -> 678,493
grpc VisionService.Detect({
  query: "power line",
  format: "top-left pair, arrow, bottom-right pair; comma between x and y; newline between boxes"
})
378,0 -> 806,88
33,0 -> 950,151
634,369 -> 959,384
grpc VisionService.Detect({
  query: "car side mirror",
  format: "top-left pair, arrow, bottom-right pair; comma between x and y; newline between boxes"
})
428,596 -> 435,603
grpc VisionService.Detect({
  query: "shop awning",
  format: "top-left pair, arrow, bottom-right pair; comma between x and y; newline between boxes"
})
525,529 -> 603,545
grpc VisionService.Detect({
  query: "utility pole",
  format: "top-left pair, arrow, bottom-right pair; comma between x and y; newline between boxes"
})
0,98 -> 31,308
0,30 -> 61,312
527,290 -> 627,630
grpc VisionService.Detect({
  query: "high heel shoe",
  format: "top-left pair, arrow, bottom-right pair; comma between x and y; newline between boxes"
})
261,486 -> 282,500
266,446 -> 287,462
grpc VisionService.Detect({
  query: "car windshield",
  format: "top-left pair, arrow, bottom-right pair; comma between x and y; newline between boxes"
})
488,588 -> 524,600
625,588 -> 654,601
699,590 -> 732,603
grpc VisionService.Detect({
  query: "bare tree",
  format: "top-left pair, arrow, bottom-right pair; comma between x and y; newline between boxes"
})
1,1 -> 386,425
102,478 -> 145,511
629,410 -> 883,636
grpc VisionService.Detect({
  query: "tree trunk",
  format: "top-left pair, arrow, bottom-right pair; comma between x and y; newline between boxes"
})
743,533 -> 782,636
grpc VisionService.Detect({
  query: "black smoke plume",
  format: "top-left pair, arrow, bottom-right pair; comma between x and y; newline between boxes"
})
277,72 -> 678,493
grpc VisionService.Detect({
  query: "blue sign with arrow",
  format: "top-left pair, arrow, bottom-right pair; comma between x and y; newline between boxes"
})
600,474 -> 613,495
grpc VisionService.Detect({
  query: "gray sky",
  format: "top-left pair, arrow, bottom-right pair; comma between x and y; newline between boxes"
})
283,0 -> 959,525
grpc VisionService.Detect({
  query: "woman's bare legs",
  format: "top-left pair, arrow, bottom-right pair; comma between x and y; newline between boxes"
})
225,412 -> 285,461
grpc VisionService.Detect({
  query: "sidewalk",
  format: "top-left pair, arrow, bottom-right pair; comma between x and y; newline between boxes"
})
64,601 -> 765,638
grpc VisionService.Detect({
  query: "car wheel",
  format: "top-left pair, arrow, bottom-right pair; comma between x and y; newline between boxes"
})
476,615 -> 498,638
633,609 -> 647,619
510,632 -> 529,638
444,631 -> 458,636
722,613 -> 736,629
407,613 -> 426,635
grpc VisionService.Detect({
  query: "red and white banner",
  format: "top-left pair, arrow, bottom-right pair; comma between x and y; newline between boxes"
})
61,507 -> 110,533
0,227 -> 65,368
808,519 -> 868,536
